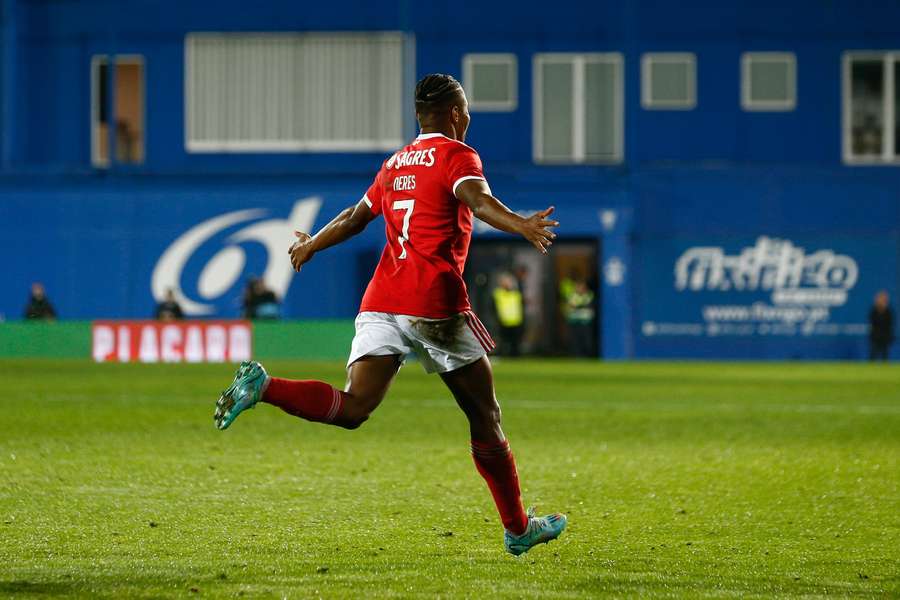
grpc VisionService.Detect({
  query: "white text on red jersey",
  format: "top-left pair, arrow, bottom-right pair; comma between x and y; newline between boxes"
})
386,148 -> 436,170
393,175 -> 416,191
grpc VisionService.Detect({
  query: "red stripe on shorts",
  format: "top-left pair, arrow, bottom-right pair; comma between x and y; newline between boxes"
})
465,311 -> 495,352
467,311 -> 496,350
464,313 -> 491,352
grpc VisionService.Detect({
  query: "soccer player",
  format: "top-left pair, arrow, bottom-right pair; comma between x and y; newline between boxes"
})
214,74 -> 566,556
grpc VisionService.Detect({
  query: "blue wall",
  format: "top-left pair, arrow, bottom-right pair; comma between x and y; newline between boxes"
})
8,0 -> 900,173
1,0 -> 899,359
0,175 -> 626,320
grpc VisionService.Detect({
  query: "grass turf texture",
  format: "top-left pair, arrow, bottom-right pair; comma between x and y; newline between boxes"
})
0,359 -> 898,599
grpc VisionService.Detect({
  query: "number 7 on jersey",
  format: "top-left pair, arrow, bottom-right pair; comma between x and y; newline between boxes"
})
392,199 -> 415,260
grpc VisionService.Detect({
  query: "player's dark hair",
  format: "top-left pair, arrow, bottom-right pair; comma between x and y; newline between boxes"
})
415,73 -> 464,115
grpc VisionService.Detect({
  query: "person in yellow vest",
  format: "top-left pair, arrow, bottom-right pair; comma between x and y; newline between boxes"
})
566,279 -> 595,357
492,273 -> 525,357
558,270 -> 578,319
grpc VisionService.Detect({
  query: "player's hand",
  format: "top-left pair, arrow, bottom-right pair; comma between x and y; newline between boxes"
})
288,231 -> 315,272
521,207 -> 559,254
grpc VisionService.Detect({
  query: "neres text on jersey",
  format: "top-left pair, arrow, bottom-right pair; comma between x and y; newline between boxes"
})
393,175 -> 416,191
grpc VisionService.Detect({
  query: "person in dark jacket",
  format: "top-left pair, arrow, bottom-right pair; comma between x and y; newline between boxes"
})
155,288 -> 185,321
23,282 -> 56,320
869,290 -> 894,361
242,277 -> 281,320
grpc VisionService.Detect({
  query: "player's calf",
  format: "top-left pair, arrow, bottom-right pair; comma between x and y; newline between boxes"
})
465,402 -> 503,442
263,378 -> 383,429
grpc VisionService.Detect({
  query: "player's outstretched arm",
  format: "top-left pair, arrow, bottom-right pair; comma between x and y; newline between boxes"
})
289,199 -> 377,272
455,179 -> 559,254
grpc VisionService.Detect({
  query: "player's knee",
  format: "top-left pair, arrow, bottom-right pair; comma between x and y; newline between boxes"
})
489,404 -> 502,426
337,397 -> 378,429
478,402 -> 502,428
336,408 -> 370,429
339,413 -> 369,430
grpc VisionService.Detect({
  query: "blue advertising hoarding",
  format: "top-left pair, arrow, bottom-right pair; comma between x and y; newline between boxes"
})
1,186 -> 379,322
0,183 -> 613,300
2,178 -> 896,360
634,235 -> 898,359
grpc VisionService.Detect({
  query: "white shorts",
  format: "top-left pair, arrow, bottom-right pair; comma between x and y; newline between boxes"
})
348,311 -> 496,374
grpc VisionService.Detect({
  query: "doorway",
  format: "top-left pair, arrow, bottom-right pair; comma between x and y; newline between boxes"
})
465,238 -> 601,357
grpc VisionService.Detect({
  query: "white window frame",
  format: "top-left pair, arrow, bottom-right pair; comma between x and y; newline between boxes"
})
532,52 -> 624,165
842,51 -> 900,165
641,52 -> 696,110
741,52 -> 796,111
91,54 -> 145,168
183,32 -> 413,153
463,53 -> 517,112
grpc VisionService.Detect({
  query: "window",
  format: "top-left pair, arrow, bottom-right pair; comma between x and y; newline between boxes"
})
742,52 -> 796,111
533,53 -> 623,164
185,32 -> 412,152
91,55 -> 145,167
641,53 -> 696,110
463,53 -> 517,111
843,52 -> 900,164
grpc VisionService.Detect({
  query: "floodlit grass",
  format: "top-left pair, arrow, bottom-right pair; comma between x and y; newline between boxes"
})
0,359 -> 898,598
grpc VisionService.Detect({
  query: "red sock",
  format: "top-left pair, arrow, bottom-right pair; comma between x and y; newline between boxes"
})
262,378 -> 344,423
471,439 -> 528,535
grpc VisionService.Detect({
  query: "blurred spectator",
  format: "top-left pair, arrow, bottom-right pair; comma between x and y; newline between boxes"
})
492,273 -> 524,357
23,282 -> 56,321
558,269 -> 578,318
868,290 -> 894,361
155,288 -> 184,321
115,119 -> 137,163
565,279 -> 595,357
513,264 -> 529,300
512,263 -> 536,353
853,114 -> 882,156
243,277 -> 281,320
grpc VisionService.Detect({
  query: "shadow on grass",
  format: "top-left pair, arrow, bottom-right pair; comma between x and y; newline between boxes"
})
0,575 -> 224,598
571,571 -> 882,597
0,580 -> 79,595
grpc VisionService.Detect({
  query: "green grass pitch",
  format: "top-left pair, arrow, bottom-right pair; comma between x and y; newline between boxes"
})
1,359 -> 898,598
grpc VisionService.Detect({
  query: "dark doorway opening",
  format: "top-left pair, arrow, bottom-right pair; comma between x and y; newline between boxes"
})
465,238 -> 601,357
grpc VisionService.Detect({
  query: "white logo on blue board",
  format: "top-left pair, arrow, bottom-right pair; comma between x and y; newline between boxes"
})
151,198 -> 322,316
674,236 -> 858,306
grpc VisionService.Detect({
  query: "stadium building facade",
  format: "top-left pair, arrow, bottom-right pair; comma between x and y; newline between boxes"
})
1,0 -> 898,359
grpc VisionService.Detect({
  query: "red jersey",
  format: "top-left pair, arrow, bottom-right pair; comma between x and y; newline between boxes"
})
359,133 -> 487,318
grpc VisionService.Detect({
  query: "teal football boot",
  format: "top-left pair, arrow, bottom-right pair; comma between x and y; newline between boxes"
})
504,508 -> 568,556
214,361 -> 269,430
